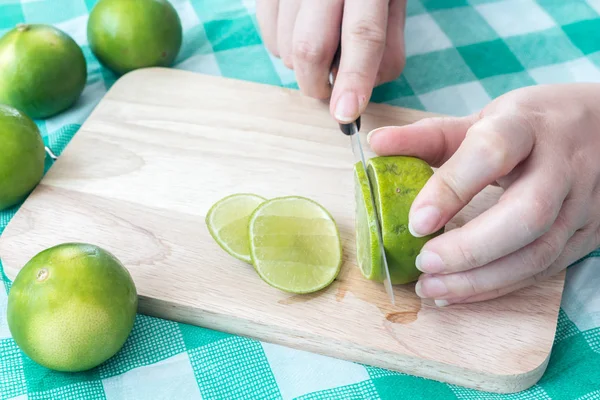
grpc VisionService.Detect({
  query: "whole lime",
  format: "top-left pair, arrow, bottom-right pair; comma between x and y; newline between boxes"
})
0,104 -> 46,211
7,243 -> 138,372
87,0 -> 183,75
0,24 -> 87,119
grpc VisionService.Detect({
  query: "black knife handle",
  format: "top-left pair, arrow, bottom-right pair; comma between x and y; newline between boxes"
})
339,117 -> 361,136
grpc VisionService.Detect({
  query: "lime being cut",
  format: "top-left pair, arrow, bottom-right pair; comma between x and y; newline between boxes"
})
354,156 -> 443,284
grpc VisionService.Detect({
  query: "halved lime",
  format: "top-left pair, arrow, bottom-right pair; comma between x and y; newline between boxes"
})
366,156 -> 442,284
354,163 -> 383,281
206,193 -> 266,263
248,196 -> 342,294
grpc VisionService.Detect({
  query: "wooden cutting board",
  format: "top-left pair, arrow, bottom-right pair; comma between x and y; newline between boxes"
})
0,68 -> 564,393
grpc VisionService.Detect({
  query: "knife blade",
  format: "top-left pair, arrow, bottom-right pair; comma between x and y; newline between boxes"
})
328,56 -> 396,306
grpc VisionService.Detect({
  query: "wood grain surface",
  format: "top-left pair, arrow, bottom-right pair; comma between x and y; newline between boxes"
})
0,68 -> 565,393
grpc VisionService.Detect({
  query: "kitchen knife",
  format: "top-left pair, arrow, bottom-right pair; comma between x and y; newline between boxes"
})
328,53 -> 395,306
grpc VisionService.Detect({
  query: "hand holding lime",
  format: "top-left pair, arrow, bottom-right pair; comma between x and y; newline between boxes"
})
0,104 -> 46,211
7,243 -> 138,372
87,0 -> 183,75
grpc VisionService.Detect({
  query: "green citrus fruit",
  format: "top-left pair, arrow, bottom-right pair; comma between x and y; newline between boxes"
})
87,0 -> 183,75
355,156 -> 443,284
0,24 -> 87,119
206,193 -> 266,263
0,104 -> 46,211
7,243 -> 138,372
354,164 -> 383,281
248,196 -> 342,294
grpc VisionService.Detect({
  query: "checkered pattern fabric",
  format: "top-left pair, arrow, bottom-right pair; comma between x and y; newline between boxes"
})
2,0 -> 600,399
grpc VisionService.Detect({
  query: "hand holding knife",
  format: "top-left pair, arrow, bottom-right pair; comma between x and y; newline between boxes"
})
328,47 -> 396,305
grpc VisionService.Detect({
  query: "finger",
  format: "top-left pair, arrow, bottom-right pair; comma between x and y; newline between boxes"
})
330,0 -> 390,123
416,192 -> 584,299
416,220 -> 571,300
277,0 -> 301,68
292,0 -> 343,99
416,163 -> 571,276
376,0 -> 407,85
367,115 -> 478,166
256,0 -> 280,57
435,226 -> 595,306
408,114 -> 536,238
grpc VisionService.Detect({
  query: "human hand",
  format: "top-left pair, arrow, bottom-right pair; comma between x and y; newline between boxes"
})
367,83 -> 600,306
256,0 -> 407,123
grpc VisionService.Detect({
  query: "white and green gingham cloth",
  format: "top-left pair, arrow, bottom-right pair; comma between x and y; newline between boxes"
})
2,0 -> 600,399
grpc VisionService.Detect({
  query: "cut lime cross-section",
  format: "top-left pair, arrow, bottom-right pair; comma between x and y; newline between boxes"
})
206,193 -> 266,263
354,163 -> 383,282
354,156 -> 442,285
248,196 -> 342,294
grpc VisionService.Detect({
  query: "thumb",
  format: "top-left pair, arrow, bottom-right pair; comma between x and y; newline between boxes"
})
366,114 -> 479,167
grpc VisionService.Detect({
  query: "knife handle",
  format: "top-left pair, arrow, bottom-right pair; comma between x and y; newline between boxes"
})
338,118 -> 361,136
328,46 -> 362,136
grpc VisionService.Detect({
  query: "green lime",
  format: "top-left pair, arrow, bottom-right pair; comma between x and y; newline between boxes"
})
206,193 -> 266,263
87,0 -> 183,75
356,156 -> 442,284
0,104 -> 46,211
248,196 -> 342,294
7,243 -> 138,372
0,24 -> 87,119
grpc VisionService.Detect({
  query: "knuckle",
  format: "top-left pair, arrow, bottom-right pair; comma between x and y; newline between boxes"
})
293,40 -> 328,65
338,69 -> 371,85
349,21 -> 386,48
461,271 -> 482,296
532,267 -> 553,284
534,235 -> 564,271
519,228 -> 566,275
436,169 -> 470,205
520,194 -> 557,236
457,242 -> 482,270
472,124 -> 510,175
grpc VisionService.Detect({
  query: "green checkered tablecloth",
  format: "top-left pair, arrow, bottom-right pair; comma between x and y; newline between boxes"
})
2,0 -> 600,399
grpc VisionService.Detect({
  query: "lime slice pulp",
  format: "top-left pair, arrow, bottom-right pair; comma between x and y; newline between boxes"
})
248,196 -> 342,294
205,193 -> 266,263
354,163 -> 384,281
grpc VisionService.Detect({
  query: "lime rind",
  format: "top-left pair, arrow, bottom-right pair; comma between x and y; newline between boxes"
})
353,164 -> 383,281
248,196 -> 342,294
205,193 -> 266,263
367,156 -> 441,284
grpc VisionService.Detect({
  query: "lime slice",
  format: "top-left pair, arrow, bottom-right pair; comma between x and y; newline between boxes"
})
206,193 -> 266,263
248,196 -> 342,294
354,163 -> 384,281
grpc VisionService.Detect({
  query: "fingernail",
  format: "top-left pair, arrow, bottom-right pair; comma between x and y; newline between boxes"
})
415,280 -> 424,298
434,299 -> 450,307
367,127 -> 388,144
409,206 -> 441,237
415,251 -> 445,273
334,92 -> 359,123
417,277 -> 448,298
